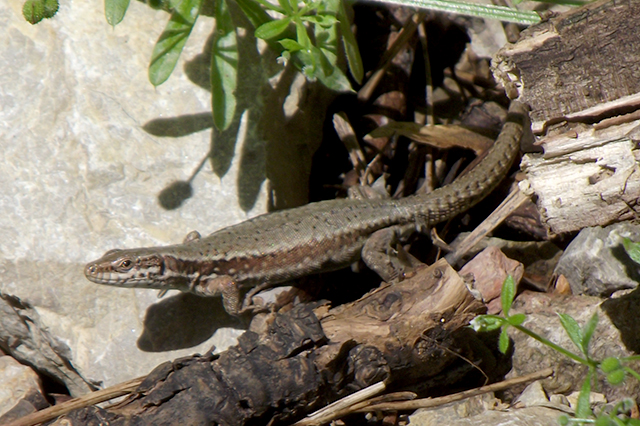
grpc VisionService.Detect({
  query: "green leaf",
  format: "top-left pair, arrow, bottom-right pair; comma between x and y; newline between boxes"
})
594,415 -> 613,426
470,315 -> 505,332
336,0 -> 363,84
501,275 -> 516,316
299,0 -> 320,15
507,313 -> 526,326
149,0 -> 202,86
581,312 -> 598,353
255,17 -> 292,39
314,45 -> 335,77
301,14 -> 338,27
210,0 -> 238,131
250,0 -> 285,13
105,0 -> 130,26
315,67 -> 352,94
307,1 -> 353,92
558,313 -> 584,354
498,327 -> 510,354
308,47 -> 352,91
22,0 -> 59,24
623,238 -> 640,265
368,0 -> 540,25
234,0 -> 274,28
478,322 -> 503,332
146,0 -> 170,10
295,19 -> 312,49
279,38 -> 304,52
277,0 -> 293,14
575,369 -> 594,419
42,0 -> 57,16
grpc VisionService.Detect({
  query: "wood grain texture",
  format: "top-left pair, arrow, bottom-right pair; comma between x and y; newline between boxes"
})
493,0 -> 640,131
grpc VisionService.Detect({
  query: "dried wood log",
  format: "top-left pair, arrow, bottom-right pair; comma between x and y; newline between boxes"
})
520,123 -> 640,234
492,0 -> 640,234
52,260 -> 499,426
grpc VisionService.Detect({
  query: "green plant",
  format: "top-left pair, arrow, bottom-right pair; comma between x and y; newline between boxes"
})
471,272 -> 640,426
22,0 -> 544,132
22,0 -> 58,23
22,0 -> 363,131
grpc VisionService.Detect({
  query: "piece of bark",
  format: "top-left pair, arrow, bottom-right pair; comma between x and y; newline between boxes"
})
492,0 -> 640,234
520,121 -> 640,234
492,0 -> 640,130
48,260 -> 496,426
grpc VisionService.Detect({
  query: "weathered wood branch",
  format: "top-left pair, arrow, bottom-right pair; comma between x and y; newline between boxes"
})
492,0 -> 640,234
51,260 -> 496,426
520,122 -> 640,234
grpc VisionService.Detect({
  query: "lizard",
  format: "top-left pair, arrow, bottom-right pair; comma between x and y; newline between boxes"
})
85,101 -> 528,315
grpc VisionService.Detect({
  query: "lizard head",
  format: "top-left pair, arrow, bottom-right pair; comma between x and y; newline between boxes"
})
84,248 -> 190,292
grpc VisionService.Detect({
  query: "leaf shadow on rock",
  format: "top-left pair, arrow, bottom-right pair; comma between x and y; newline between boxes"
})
142,0 -> 335,214
137,293 -> 244,352
143,112 -> 214,138
141,23 -> 271,213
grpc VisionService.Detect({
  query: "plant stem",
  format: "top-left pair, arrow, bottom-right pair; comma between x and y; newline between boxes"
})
511,324 -> 593,366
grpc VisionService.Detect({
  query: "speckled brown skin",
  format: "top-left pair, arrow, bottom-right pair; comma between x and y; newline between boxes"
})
85,102 -> 528,314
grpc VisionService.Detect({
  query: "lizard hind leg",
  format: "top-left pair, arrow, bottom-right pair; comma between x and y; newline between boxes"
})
362,225 -> 423,282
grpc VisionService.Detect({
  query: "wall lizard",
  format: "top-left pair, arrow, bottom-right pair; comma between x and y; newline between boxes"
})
85,101 -> 528,315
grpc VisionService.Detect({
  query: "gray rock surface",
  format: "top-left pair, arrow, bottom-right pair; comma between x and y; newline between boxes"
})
554,223 -> 640,296
0,355 -> 44,419
409,391 -> 567,426
506,291 -> 640,403
1,0 -> 332,394
0,293 -> 92,395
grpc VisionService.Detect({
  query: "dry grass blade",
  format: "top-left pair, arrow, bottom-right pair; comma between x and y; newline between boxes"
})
292,381 -> 386,426
358,12 -> 426,102
354,367 -> 554,413
445,187 -> 530,265
5,376 -> 144,426
295,368 -> 553,425
333,112 -> 371,185
367,122 -> 494,154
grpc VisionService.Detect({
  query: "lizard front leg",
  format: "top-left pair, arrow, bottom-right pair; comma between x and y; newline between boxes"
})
191,275 -> 243,316
193,275 -> 273,316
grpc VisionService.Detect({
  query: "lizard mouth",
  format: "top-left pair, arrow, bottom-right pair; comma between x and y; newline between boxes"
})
84,264 -> 153,286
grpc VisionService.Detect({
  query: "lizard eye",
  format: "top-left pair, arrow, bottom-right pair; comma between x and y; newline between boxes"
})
116,258 -> 134,271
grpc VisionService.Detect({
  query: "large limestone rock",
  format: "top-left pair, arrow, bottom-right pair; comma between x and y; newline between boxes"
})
1,0 -> 331,394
